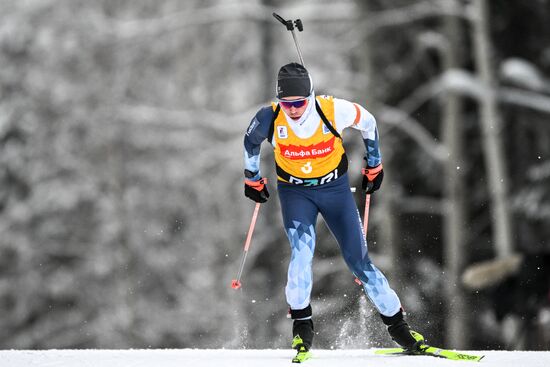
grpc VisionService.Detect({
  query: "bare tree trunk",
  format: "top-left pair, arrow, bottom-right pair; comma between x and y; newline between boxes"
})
470,0 -> 513,258
441,1 -> 468,348
358,1 -> 403,289
261,0 -> 276,102
108,46 -> 137,347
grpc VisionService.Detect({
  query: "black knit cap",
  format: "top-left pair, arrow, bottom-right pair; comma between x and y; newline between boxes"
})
276,62 -> 311,99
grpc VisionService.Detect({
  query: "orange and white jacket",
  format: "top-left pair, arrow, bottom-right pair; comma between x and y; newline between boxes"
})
244,94 -> 381,186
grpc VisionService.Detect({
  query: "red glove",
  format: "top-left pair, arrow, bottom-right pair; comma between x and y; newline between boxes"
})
244,178 -> 270,203
361,164 -> 383,194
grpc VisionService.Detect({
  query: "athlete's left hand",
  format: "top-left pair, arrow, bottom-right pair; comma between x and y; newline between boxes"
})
361,164 -> 383,194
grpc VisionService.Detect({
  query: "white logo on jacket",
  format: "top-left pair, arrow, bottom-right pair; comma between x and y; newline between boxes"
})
277,126 -> 288,139
301,162 -> 313,174
246,119 -> 258,136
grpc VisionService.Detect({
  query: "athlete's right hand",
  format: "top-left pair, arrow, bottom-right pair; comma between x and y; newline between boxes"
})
244,178 -> 270,203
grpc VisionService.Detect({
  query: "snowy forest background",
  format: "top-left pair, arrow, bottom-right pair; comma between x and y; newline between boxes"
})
1,0 -> 549,352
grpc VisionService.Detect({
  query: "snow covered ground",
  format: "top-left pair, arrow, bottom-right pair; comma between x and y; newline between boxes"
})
1,349 -> 549,367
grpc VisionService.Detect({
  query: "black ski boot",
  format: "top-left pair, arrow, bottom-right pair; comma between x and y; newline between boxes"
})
291,319 -> 313,363
292,319 -> 314,349
381,310 -> 424,351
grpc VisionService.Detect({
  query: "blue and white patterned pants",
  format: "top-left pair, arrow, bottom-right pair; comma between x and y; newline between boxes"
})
278,173 -> 401,317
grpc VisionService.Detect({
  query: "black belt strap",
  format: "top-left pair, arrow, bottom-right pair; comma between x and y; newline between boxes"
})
315,100 -> 341,139
267,104 -> 280,145
276,153 -> 348,185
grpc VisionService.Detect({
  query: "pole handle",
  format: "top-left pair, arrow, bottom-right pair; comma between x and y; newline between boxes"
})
272,12 -> 306,66
272,12 -> 293,30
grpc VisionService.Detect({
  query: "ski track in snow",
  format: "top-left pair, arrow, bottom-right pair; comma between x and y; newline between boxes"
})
1,349 -> 549,367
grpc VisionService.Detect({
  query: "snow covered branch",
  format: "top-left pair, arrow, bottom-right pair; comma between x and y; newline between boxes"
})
379,104 -> 449,163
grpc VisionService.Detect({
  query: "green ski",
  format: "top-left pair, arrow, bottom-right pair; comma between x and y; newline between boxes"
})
375,345 -> 485,362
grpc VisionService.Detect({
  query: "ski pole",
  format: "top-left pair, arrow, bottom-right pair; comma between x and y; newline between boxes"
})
363,193 -> 371,240
354,193 -> 371,286
273,12 -> 306,66
231,202 -> 261,290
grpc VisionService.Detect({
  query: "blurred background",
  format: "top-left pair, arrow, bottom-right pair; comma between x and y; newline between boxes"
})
1,0 -> 549,351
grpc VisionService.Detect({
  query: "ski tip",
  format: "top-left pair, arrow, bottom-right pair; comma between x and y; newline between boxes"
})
231,280 -> 241,289
454,352 -> 485,362
375,347 -> 485,362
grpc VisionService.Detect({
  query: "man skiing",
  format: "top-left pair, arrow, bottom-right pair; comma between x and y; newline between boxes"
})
243,62 -> 424,362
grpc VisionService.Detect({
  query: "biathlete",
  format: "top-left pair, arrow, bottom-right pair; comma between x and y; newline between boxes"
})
243,62 -> 425,362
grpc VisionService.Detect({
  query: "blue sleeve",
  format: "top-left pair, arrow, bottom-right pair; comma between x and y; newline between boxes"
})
363,127 -> 382,167
243,106 -> 275,180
